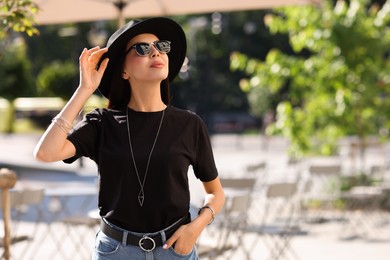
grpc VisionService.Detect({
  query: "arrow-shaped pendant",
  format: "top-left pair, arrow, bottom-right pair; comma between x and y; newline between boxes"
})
138,189 -> 144,206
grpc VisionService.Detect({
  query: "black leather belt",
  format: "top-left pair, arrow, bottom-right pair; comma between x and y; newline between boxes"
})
100,213 -> 191,252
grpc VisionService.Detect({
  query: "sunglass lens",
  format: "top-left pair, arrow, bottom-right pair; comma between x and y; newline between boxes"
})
134,43 -> 151,56
155,41 -> 171,53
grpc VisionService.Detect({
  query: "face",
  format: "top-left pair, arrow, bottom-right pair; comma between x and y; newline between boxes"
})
122,33 -> 169,84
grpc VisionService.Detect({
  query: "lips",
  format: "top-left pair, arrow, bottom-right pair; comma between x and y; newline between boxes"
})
150,61 -> 164,68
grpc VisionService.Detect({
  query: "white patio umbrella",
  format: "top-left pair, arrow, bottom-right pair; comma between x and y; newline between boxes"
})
33,0 -> 317,27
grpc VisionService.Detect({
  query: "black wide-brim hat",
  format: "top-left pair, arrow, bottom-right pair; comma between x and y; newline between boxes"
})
97,17 -> 187,99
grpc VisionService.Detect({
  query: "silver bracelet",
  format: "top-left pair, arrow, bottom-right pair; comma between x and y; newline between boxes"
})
198,205 -> 215,225
52,115 -> 74,134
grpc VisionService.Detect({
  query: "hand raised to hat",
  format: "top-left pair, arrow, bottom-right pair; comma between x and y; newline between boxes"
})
79,46 -> 109,95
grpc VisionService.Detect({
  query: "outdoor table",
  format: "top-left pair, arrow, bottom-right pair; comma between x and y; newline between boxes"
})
340,186 -> 385,239
45,186 -> 97,220
42,185 -> 98,259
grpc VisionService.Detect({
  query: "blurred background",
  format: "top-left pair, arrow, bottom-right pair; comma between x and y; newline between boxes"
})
1,0 -> 390,259
1,0 -> 390,159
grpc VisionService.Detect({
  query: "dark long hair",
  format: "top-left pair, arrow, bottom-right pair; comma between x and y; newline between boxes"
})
107,56 -> 171,109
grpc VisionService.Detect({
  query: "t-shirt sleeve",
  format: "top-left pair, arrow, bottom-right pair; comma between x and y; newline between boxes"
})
192,115 -> 218,182
63,109 -> 101,164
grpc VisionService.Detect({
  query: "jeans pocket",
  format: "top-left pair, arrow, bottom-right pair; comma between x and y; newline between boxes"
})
169,246 -> 196,258
94,230 -> 121,255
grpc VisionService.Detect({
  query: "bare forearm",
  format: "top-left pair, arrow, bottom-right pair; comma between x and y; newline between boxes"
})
163,179 -> 225,252
195,190 -> 225,229
34,47 -> 109,162
34,87 -> 92,162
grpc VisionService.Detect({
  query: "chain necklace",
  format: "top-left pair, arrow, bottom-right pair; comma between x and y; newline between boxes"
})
126,107 -> 165,206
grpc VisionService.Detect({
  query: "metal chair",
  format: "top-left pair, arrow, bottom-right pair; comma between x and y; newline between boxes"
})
45,187 -> 98,260
253,182 -> 301,260
246,162 -> 267,176
198,177 -> 257,260
304,163 -> 342,222
246,161 -> 268,190
61,214 -> 100,259
340,185 -> 389,240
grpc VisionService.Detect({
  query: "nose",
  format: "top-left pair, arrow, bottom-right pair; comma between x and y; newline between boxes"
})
150,44 -> 160,57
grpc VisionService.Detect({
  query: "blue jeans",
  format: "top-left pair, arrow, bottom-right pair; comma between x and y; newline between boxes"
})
92,219 -> 199,260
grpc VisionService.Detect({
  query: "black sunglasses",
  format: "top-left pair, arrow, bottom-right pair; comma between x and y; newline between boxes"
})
125,40 -> 171,56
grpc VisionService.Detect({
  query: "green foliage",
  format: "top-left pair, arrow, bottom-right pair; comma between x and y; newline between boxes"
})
25,23 -> 98,76
340,173 -> 380,192
0,42 -> 34,99
0,0 -> 39,37
0,97 -> 11,132
171,12 -> 288,116
231,0 -> 390,157
171,14 -> 251,114
36,60 -> 78,99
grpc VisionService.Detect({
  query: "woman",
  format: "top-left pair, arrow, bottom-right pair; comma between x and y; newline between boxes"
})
34,17 -> 225,260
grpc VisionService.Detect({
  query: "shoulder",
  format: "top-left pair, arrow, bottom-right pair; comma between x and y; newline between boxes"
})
168,106 -> 203,122
167,106 -> 209,134
84,107 -> 126,124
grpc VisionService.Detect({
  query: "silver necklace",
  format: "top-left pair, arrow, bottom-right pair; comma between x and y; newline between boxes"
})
126,107 -> 165,207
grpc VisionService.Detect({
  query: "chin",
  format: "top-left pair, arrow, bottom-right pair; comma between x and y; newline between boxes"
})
154,73 -> 169,81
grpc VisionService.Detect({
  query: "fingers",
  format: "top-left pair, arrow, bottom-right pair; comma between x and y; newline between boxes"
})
79,46 -> 99,60
164,233 -> 193,255
78,47 -> 109,89
80,47 -> 108,66
163,225 -> 196,255
89,47 -> 108,62
97,57 -> 109,74
163,230 -> 179,249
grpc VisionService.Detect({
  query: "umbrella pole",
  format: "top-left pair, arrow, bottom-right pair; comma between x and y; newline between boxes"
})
118,11 -> 125,28
114,0 -> 127,28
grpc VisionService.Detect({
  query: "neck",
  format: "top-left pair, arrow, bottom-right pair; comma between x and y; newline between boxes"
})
128,82 -> 166,112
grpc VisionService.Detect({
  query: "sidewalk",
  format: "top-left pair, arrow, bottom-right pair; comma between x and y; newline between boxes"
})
6,216 -> 390,260
1,133 -> 389,259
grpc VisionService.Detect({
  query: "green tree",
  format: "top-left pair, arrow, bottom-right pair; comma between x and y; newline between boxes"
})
0,42 -> 35,132
25,22 -> 105,76
1,0 -> 39,99
0,0 -> 39,38
170,14 -> 249,116
171,12 -> 286,118
0,0 -> 39,132
0,42 -> 34,99
36,60 -> 78,99
231,0 -> 390,158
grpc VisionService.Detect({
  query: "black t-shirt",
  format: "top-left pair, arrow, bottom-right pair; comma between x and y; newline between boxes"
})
64,105 -> 218,232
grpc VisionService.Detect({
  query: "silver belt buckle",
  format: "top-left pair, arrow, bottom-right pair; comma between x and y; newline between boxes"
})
139,236 -> 156,252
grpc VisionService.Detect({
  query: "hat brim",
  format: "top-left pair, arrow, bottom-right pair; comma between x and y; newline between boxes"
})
97,17 -> 186,99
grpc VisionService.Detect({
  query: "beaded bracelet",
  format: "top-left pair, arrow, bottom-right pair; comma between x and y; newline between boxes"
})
198,205 -> 215,225
52,115 -> 74,134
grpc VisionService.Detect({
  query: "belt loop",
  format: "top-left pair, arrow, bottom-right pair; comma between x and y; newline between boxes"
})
122,231 -> 128,246
160,230 -> 167,244
146,251 -> 154,260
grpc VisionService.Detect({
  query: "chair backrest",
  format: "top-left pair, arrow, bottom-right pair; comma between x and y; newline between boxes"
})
246,162 -> 266,173
266,182 -> 298,199
0,189 -> 45,208
308,164 -> 342,196
309,164 -> 341,175
246,162 -> 268,188
261,182 -> 300,224
220,177 -> 257,190
228,193 -> 252,212
220,177 -> 257,216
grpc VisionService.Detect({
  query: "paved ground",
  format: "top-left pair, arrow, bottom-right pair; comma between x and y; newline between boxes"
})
0,133 -> 389,259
